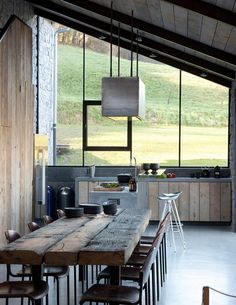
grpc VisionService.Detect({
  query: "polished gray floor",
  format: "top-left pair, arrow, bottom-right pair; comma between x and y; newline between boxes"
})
162,225 -> 236,305
1,225 -> 236,305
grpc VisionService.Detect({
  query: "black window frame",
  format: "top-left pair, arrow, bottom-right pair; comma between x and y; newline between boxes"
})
83,100 -> 132,151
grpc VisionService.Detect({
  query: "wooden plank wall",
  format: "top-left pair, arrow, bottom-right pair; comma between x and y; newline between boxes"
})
148,181 -> 231,222
0,18 -> 34,245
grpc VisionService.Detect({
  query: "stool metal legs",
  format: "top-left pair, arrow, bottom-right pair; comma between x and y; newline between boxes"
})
158,192 -> 185,251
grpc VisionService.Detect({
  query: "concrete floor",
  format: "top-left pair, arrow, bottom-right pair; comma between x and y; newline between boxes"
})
1,224 -> 236,305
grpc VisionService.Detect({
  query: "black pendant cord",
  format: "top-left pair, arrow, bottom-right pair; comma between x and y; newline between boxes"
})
82,32 -> 86,166
36,16 -> 39,134
110,1 -> 113,77
130,10 -> 134,77
118,22 -> 120,77
136,29 -> 139,77
178,69 -> 182,167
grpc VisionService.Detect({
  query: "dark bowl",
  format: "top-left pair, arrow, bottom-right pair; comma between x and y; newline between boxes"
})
78,203 -> 103,214
150,163 -> 160,170
102,201 -> 117,215
142,163 -> 150,170
64,207 -> 84,218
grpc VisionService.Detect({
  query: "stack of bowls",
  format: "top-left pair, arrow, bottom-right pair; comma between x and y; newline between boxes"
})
64,207 -> 84,218
78,203 -> 103,214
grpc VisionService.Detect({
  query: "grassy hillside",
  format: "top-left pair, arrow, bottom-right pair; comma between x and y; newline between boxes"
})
57,44 -> 228,127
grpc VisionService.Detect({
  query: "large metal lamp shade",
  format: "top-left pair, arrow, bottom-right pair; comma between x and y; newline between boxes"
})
101,77 -> 145,119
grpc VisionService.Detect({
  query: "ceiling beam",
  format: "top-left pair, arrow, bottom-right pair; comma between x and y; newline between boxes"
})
27,0 -> 235,80
164,0 -> 236,27
37,0 -> 236,66
34,7 -> 231,88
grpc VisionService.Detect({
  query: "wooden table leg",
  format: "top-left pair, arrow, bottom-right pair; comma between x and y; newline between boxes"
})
31,265 -> 44,305
109,266 -> 121,285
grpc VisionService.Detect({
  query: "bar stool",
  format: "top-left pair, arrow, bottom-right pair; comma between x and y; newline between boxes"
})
158,191 -> 185,251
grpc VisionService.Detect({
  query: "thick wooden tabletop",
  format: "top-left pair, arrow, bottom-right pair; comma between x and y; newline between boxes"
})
0,209 -> 150,266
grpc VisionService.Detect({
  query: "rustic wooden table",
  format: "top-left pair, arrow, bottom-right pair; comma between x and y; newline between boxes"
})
0,208 -> 150,305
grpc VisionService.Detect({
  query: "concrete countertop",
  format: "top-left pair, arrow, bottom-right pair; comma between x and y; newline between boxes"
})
75,176 -> 231,182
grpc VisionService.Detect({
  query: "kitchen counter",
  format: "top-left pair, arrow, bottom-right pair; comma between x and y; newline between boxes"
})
137,176 -> 231,182
75,176 -> 231,183
75,176 -> 232,222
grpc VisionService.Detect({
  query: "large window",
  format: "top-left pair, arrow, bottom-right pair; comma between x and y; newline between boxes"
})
56,30 -> 229,167
181,72 -> 228,167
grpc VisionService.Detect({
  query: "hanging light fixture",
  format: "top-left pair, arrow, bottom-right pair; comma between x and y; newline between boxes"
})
101,4 -> 145,120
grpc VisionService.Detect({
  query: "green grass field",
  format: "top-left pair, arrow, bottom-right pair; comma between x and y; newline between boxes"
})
57,43 -> 229,166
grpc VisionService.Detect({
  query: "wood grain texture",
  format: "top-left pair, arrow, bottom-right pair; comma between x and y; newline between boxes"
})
200,183 -> 210,221
209,183 -> 221,221
79,209 -> 151,265
178,182 -> 189,221
189,182 -> 200,221
220,182 -> 231,221
0,17 -> 33,245
148,182 -> 159,220
0,209 -> 151,266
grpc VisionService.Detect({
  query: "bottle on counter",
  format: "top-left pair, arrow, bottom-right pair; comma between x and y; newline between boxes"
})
129,177 -> 137,192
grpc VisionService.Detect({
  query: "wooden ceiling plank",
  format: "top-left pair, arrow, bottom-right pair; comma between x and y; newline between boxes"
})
30,0 -> 235,79
187,11 -> 202,41
174,5 -> 188,36
160,0 -> 176,32
225,27 -> 236,53
212,22 -> 233,50
216,0 -> 235,11
200,16 -> 217,46
34,7 -> 232,88
146,0 -> 164,26
132,0 -> 152,23
163,0 -> 236,27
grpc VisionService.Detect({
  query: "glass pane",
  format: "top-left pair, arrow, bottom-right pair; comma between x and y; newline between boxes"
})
87,105 -> 128,147
181,72 -> 228,166
85,35 -> 110,100
57,41 -> 83,165
133,61 -> 179,167
84,151 -> 131,166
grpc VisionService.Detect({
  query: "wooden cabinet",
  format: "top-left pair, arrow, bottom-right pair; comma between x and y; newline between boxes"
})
76,179 -> 231,223
147,180 -> 231,222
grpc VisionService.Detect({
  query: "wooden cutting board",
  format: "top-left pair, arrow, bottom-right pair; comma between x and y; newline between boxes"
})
93,187 -> 123,192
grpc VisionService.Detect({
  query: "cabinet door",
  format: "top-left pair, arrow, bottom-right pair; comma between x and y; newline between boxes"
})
148,182 -> 159,220
200,183 -> 210,221
178,182 -> 190,221
209,183 -> 220,221
189,182 -> 200,221
220,182 -> 231,222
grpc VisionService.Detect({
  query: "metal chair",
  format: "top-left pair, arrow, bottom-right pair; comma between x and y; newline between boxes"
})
57,209 -> 65,218
43,215 -> 54,225
28,221 -> 40,232
5,229 -> 70,305
80,247 -> 156,305
0,280 -> 48,305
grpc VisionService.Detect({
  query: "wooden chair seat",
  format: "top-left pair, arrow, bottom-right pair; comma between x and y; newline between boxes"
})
0,280 -> 48,301
80,283 -> 140,305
